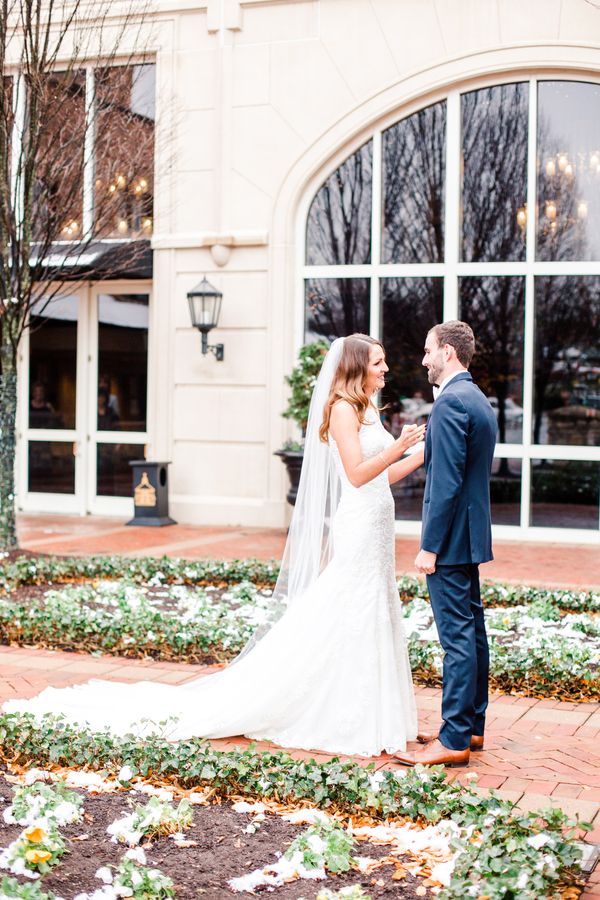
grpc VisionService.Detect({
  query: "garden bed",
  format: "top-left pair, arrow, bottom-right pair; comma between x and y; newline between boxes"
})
0,559 -> 597,701
0,717 -> 587,899
0,773 -> 435,899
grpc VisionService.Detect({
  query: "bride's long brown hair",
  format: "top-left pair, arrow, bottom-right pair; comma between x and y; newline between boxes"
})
319,334 -> 384,443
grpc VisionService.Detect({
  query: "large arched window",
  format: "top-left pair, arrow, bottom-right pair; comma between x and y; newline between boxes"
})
303,79 -> 600,538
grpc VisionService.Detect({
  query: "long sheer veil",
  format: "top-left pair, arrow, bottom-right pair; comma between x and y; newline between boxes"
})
234,337 -> 344,660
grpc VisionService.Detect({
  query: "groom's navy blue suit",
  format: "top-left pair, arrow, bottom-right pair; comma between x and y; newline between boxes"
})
421,371 -> 497,751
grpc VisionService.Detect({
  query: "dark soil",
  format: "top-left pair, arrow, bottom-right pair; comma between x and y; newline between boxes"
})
0,775 -> 433,899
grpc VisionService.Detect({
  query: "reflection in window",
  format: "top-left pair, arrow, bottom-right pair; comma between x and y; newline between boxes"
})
29,296 -> 78,430
304,279 -> 370,342
380,278 -> 443,422
97,443 -> 143,497
490,458 -> 521,526
534,276 -> 600,445
33,71 -> 86,242
537,82 -> 600,261
459,277 -> 525,443
28,442 -> 75,494
98,295 -> 149,432
380,278 -> 442,520
461,84 -> 528,262
531,459 -> 599,529
305,141 -> 372,265
382,102 -> 446,264
94,65 -> 155,238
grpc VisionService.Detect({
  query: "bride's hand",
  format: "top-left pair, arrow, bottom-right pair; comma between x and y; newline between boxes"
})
393,423 -> 426,457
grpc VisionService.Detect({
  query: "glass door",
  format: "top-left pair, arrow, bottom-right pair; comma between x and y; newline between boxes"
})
86,289 -> 149,515
22,294 -> 82,513
18,285 -> 151,516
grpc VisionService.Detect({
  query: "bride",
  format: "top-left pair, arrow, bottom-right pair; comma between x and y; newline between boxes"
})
5,335 -> 426,757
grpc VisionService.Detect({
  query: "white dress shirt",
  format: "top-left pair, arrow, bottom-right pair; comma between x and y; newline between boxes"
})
432,369 -> 466,401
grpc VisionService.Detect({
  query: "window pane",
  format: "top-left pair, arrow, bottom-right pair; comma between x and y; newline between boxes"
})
531,459 -> 599,529
97,444 -> 143,497
382,101 -> 446,264
304,279 -> 370,342
306,141 -> 372,265
534,276 -> 600,445
94,65 -> 155,238
98,294 -> 149,432
29,296 -> 78,430
34,71 -> 86,241
380,277 -> 443,520
491,457 -> 521,526
537,81 -> 600,261
461,83 -> 528,262
459,276 -> 525,443
28,442 -> 75,494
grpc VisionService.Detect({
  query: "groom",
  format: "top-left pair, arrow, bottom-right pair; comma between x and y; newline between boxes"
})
395,321 -> 497,769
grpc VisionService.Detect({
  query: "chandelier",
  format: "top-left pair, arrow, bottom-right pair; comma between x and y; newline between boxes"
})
515,150 -> 598,235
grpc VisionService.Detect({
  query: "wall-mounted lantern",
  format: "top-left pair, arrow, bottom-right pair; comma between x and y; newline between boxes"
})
187,276 -> 224,361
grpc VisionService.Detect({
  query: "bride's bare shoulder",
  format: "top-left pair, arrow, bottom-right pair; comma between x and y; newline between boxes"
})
330,399 -> 360,430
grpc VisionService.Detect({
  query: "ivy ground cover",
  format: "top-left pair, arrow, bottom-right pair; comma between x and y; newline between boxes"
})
0,716 -> 588,900
0,555 -> 597,701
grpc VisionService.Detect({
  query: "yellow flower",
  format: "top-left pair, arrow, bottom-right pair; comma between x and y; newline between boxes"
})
25,849 -> 52,864
24,826 -> 47,844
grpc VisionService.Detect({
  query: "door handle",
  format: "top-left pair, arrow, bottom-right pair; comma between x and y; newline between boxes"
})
72,442 -> 78,456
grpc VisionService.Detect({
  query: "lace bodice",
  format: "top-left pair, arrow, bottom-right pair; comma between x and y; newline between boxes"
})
329,404 -> 395,499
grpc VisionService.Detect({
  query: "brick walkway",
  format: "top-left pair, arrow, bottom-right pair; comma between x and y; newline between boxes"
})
8,513 -> 600,892
16,513 -> 600,589
1,648 -> 599,846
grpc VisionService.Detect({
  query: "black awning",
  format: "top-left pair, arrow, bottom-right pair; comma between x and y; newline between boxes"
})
32,239 -> 153,281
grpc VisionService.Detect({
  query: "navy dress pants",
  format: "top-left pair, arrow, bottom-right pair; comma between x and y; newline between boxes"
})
426,563 -> 489,751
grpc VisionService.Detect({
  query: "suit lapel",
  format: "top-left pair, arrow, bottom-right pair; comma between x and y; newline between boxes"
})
425,372 -> 472,465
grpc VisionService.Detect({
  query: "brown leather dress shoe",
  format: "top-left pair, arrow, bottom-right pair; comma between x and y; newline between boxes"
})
394,739 -> 470,768
417,730 -> 484,751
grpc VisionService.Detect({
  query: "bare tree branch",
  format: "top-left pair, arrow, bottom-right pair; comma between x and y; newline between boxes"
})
0,0 -> 157,548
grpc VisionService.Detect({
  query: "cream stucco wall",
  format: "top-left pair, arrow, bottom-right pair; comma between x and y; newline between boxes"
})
144,0 -> 600,527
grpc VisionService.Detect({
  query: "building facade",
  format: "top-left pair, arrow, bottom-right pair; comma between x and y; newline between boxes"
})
14,0 -> 600,542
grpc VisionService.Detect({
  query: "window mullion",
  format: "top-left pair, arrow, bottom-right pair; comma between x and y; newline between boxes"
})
370,130 -> 382,338
443,90 -> 460,320
11,74 -> 26,242
520,77 -> 538,529
82,67 -> 96,240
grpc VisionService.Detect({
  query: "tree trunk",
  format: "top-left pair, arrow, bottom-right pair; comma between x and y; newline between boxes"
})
0,333 -> 18,551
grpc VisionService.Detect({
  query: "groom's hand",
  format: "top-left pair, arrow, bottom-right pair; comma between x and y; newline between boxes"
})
415,549 -> 437,575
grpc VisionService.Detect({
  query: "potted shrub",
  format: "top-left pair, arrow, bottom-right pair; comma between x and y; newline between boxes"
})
275,340 -> 329,505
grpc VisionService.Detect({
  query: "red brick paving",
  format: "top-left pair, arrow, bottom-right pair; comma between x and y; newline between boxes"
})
16,513 -> 600,589
0,645 -> 598,849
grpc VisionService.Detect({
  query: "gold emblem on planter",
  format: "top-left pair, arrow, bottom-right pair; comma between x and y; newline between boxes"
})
134,472 -> 156,507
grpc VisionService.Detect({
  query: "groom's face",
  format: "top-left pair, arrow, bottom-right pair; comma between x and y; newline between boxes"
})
422,333 -> 446,386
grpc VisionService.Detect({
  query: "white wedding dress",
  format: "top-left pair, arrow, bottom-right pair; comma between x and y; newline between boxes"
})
4,407 -> 417,756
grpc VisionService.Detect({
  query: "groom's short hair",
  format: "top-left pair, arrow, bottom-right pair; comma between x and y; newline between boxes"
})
430,321 -> 475,367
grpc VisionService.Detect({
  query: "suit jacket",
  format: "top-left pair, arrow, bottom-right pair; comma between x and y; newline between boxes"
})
421,372 -> 497,565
